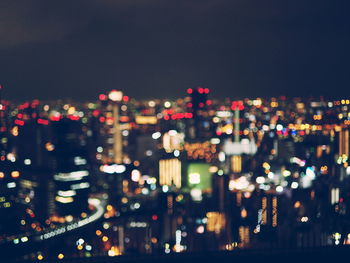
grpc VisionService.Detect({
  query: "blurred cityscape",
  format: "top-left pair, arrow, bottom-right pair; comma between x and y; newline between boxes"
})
1,86 -> 350,262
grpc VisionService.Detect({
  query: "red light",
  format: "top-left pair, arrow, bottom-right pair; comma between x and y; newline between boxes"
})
93,110 -> 100,117
164,115 -> 170,120
99,94 -> 107,101
14,119 -> 24,126
171,115 -> 177,120
198,87 -> 203,94
69,115 -> 80,121
152,215 -> 158,221
37,119 -> 49,125
120,116 -> 129,122
123,96 -> 129,102
99,116 -> 105,123
187,103 -> 192,108
199,103 -> 204,108
187,88 -> 193,94
50,116 -> 61,121
340,198 -> 344,203
17,113 -> 23,119
299,131 -> 305,136
166,109 -> 174,115
204,88 -> 209,94
206,100 -> 212,106
216,131 -> 222,136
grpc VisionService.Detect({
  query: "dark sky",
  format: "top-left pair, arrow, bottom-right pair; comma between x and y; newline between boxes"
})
0,0 -> 349,101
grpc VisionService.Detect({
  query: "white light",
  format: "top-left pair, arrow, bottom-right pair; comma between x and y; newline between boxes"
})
21,237 -> 28,242
24,159 -> 31,165
108,90 -> 123,102
54,170 -> 89,182
71,182 -> 90,190
55,196 -> 74,203
85,245 -> 92,251
74,156 -> 87,165
101,164 -> 126,174
162,185 -> 169,192
291,182 -> 299,189
134,202 -> 140,209
129,221 -> 147,228
256,176 -> 265,184
218,152 -> 225,162
306,167 -> 316,179
189,173 -> 200,184
131,169 -> 141,182
190,189 -> 202,201
97,146 -> 103,153
7,153 -> 16,162
276,124 -> 283,131
196,225 -> 205,234
114,164 -> 126,174
141,188 -> 149,195
168,130 -> 177,136
58,190 -> 76,197
216,111 -> 232,118
229,177 -> 249,191
152,132 -> 161,140
301,216 -> 309,223
164,101 -> 171,108
7,182 -> 16,188
276,186 -> 283,192
210,138 -> 220,144
76,238 -> 84,246
175,230 -> 182,250
174,150 -> 180,157
283,170 -> 291,177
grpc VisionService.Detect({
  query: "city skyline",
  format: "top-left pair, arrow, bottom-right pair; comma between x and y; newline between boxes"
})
1,1 -> 350,262
1,88 -> 350,262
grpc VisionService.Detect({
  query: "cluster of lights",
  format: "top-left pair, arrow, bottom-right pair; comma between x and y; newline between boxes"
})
186,87 -> 209,94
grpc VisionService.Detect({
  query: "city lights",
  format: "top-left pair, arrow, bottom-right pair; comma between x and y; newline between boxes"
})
1,88 -> 350,261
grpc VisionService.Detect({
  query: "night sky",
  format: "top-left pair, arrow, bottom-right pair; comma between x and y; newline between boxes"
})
0,0 -> 349,101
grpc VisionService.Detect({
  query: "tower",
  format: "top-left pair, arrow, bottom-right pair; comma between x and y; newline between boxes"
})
186,87 -> 212,141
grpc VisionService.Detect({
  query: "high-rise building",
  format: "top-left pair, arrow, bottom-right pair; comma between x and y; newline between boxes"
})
159,158 -> 182,188
186,87 -> 212,140
51,118 -> 90,217
339,129 -> 349,157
